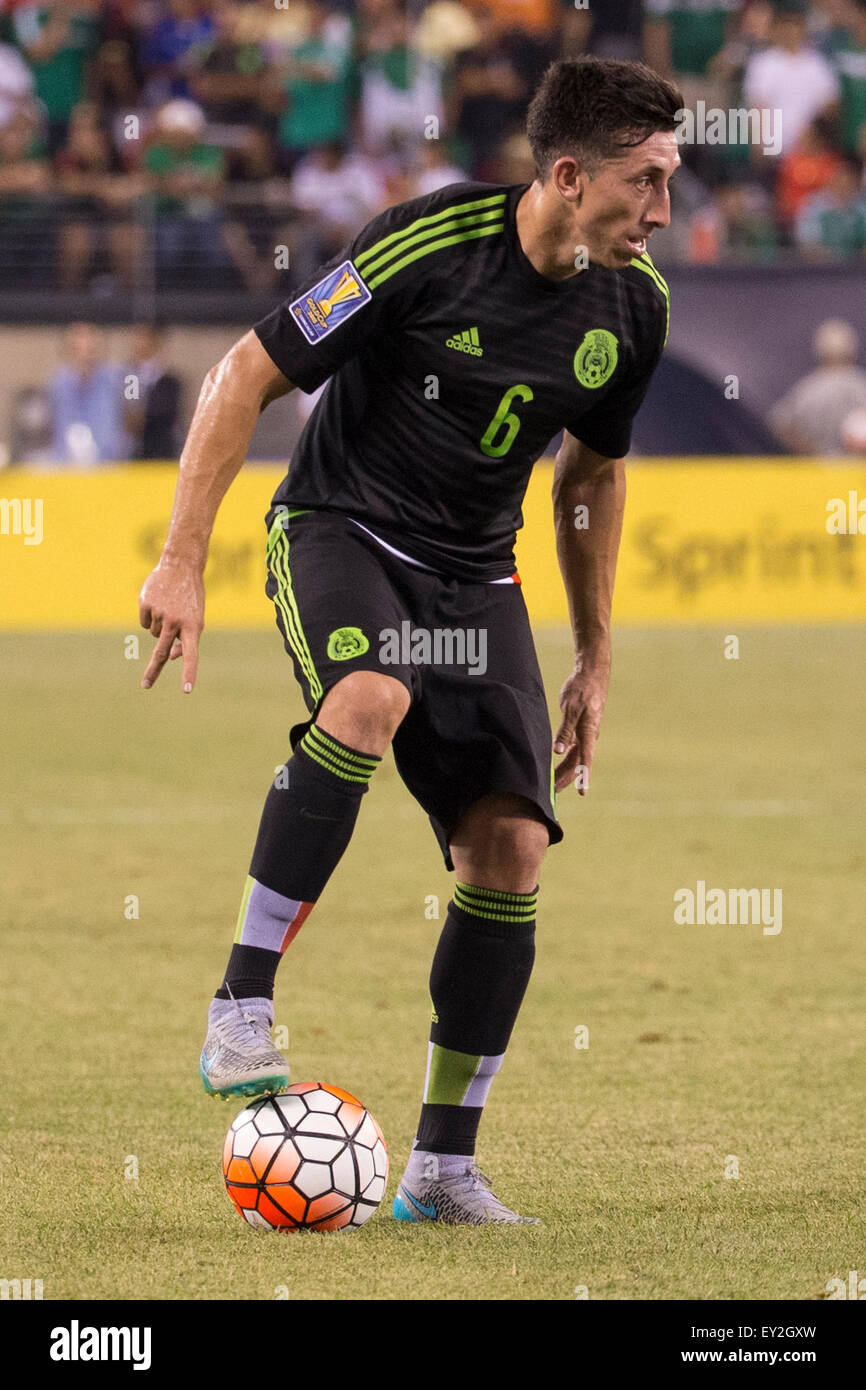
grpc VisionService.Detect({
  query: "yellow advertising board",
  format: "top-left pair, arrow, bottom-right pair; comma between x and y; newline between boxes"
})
0,461 -> 864,629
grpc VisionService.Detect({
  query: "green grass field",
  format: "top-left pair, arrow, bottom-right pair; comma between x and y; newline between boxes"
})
1,626 -> 864,1301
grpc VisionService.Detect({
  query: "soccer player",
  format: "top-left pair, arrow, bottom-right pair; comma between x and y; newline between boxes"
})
139,58 -> 681,1225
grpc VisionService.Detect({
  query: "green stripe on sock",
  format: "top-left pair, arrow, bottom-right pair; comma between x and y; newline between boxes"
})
308,724 -> 379,770
424,1043 -> 481,1106
305,726 -> 379,780
232,874 -> 255,945
454,881 -> 537,923
456,883 -> 538,903
300,730 -> 376,784
456,884 -> 538,909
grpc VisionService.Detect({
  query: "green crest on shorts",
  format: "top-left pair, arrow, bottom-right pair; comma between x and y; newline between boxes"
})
574,328 -> 618,389
327,626 -> 370,661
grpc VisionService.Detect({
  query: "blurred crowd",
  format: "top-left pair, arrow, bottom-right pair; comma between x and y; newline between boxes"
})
1,0 -> 866,293
10,320 -> 183,462
14,307 -> 866,464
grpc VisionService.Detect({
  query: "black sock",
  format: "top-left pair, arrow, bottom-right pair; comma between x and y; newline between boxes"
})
215,725 -> 380,1000
415,883 -> 537,1156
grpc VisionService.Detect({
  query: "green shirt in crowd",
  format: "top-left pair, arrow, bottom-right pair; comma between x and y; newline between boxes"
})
278,36 -> 353,151
12,4 -> 101,122
646,0 -> 739,78
144,141 -> 225,219
834,39 -> 866,155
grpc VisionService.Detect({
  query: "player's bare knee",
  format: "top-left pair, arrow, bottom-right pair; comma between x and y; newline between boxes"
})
318,670 -> 410,754
486,819 -> 548,884
451,795 -> 549,890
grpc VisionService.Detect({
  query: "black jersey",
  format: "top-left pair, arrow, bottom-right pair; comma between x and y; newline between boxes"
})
255,181 -> 669,582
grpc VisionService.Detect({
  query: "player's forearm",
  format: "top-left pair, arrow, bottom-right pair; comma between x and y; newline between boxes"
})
161,335 -> 288,570
552,451 -> 626,661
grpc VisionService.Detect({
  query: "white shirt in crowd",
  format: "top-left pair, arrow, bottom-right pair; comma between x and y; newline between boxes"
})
289,154 -> 385,231
0,42 -> 34,128
744,44 -> 840,154
770,365 -> 866,454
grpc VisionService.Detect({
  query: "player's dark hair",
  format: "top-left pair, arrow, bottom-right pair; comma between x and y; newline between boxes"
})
526,58 -> 684,181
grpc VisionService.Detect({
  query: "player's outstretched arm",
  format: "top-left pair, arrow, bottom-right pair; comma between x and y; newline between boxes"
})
138,330 -> 294,693
551,431 -> 626,795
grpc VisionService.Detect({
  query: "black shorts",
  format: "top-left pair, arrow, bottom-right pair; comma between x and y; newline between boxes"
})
264,508 -> 563,869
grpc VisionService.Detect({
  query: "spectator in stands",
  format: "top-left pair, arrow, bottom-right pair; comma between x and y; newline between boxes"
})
139,0 -> 215,108
283,138 -> 385,283
9,385 -> 54,466
289,139 -> 385,257
777,114 -> 843,229
49,322 -> 130,464
769,316 -> 866,451
125,323 -> 182,461
834,0 -> 866,155
0,109 -> 53,288
486,128 -> 536,184
189,0 -> 269,127
89,36 -> 140,129
9,0 -> 103,153
463,0 -> 558,39
743,0 -> 840,156
644,0 -> 740,111
689,175 -> 780,260
563,0 -> 646,62
357,1 -> 444,158
0,36 -> 35,129
707,1 -> 775,96
274,0 -> 353,172
809,0 -> 852,56
143,97 -> 229,284
452,4 -> 532,175
411,137 -> 469,196
413,0 -> 482,68
3,0 -> 864,292
795,153 -> 866,256
54,99 -> 144,291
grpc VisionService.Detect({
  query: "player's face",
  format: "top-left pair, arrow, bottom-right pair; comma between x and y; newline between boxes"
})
574,131 -> 681,269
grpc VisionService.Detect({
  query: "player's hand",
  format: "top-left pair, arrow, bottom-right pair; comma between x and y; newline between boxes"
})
138,558 -> 205,693
553,654 -> 610,794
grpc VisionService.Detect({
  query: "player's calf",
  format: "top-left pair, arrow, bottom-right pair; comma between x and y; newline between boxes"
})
204,714 -> 391,1092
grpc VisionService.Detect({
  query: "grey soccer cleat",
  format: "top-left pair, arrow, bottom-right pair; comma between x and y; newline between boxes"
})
393,1162 -> 541,1225
199,999 -> 289,1100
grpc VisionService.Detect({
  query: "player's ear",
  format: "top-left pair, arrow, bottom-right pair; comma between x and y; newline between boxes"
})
551,155 -> 584,207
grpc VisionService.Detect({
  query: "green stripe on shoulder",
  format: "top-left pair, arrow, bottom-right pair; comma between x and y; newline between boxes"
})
629,252 -> 671,346
367,223 -> 503,290
354,192 -> 507,274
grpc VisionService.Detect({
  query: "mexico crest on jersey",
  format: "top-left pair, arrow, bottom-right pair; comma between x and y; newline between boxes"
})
574,328 -> 619,389
290,260 -> 372,344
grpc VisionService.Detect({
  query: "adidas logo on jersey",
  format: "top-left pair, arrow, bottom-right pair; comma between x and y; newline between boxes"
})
446,327 -> 483,356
